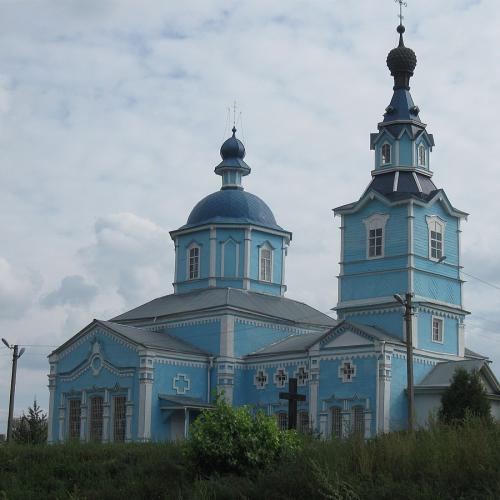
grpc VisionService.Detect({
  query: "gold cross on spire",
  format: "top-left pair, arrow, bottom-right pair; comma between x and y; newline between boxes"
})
395,0 -> 407,25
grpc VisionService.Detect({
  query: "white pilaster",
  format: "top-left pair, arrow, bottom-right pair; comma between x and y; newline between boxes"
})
377,344 -> 392,434
58,393 -> 66,442
138,352 -> 155,441
173,237 -> 179,292
102,389 -> 110,443
47,360 -> 57,443
125,388 -> 133,442
458,321 -> 465,357
209,226 -> 216,287
220,315 -> 235,357
243,228 -> 251,289
80,390 -> 87,441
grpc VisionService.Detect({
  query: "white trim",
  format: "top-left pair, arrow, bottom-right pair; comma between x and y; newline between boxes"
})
392,170 -> 399,192
362,213 -> 390,259
173,373 -> 191,395
258,241 -> 274,282
253,369 -> 268,389
220,314 -> 235,357
186,242 -> 201,280
209,226 -> 216,287
173,237 -> 179,284
417,143 -> 426,167
243,228 -> 251,289
426,215 -> 447,261
293,364 -> 309,386
273,367 -> 289,388
171,223 -> 291,241
380,142 -> 392,166
431,316 -> 444,344
412,172 -> 423,192
408,201 -> 414,294
338,359 -> 357,383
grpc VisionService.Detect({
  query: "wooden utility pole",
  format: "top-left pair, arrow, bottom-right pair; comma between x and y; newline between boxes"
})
2,339 -> 25,443
394,294 -> 415,432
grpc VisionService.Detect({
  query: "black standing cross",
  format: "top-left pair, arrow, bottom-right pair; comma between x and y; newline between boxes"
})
279,377 -> 306,430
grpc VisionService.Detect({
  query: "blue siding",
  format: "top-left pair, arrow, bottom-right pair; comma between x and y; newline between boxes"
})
233,321 -> 296,357
341,271 -> 408,301
346,311 -> 403,340
164,320 -> 220,355
417,311 -> 459,355
398,133 -> 412,166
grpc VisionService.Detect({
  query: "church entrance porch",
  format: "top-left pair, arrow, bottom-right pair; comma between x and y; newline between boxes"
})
158,394 -> 213,441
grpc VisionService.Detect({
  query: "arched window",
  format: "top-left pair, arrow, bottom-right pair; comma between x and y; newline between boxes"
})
331,407 -> 342,439
260,246 -> 272,282
381,143 -> 391,165
276,412 -> 288,431
426,216 -> 446,261
188,246 -> 200,280
353,406 -> 364,436
89,396 -> 104,442
418,144 -> 426,167
363,213 -> 390,259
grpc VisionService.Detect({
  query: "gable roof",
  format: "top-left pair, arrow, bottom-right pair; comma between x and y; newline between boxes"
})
51,319 -> 208,357
111,287 -> 336,328
416,359 -> 500,394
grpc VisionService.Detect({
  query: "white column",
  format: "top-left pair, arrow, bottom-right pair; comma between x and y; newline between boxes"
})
243,228 -> 252,289
125,388 -> 133,442
102,389 -> 110,443
47,361 -> 57,443
80,391 -> 87,441
173,237 -> 179,293
377,345 -> 392,434
458,321 -> 465,357
220,315 -> 235,357
319,411 -> 328,439
209,226 -> 216,287
308,357 -> 320,432
58,393 -> 66,442
138,353 -> 155,441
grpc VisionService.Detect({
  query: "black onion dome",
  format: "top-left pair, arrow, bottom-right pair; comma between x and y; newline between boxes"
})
220,126 -> 245,160
386,25 -> 417,88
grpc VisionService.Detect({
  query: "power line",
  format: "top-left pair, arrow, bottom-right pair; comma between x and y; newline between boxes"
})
462,270 -> 500,291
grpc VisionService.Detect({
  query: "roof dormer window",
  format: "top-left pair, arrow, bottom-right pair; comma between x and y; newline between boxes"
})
418,144 -> 426,167
381,143 -> 391,165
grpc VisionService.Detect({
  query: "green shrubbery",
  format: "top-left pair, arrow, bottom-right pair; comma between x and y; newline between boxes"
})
1,418 -> 500,498
185,396 -> 301,475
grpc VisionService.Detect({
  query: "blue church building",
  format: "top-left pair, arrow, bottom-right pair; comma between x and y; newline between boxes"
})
48,22 -> 500,443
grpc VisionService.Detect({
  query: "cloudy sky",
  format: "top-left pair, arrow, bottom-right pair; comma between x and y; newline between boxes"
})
0,0 -> 499,432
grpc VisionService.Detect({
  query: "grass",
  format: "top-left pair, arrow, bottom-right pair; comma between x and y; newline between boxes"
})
1,419 -> 500,499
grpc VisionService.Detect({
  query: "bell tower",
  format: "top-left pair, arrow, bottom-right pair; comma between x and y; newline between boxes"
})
334,20 -> 469,356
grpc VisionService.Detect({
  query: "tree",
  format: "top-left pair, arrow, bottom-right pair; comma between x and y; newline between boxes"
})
439,368 -> 491,424
186,395 -> 301,476
11,399 -> 48,444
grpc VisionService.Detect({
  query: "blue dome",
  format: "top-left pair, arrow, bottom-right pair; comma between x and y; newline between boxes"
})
182,189 -> 283,231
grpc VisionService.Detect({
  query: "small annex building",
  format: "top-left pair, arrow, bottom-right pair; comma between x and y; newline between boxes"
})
48,22 -> 500,443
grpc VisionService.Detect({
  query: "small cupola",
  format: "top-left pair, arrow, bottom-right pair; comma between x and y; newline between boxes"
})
386,25 -> 417,91
214,127 -> 251,189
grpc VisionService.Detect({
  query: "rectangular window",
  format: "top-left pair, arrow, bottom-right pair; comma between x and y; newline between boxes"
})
89,396 -> 104,442
353,406 -> 364,435
260,248 -> 272,282
189,247 -> 200,279
432,317 -> 443,343
368,228 -> 383,257
276,412 -> 288,431
113,396 -> 127,443
298,411 -> 309,433
430,229 -> 442,259
68,399 -> 81,440
331,407 -> 342,438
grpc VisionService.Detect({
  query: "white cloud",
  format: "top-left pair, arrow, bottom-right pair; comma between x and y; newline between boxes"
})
0,258 -> 41,319
40,275 -> 98,308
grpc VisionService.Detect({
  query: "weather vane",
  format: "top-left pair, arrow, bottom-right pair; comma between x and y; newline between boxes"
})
395,0 -> 407,25
232,101 -> 237,128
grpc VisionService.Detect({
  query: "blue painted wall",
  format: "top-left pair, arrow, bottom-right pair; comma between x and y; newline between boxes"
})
164,320 -> 220,355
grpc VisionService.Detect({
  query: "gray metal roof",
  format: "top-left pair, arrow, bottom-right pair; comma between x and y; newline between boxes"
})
417,359 -> 486,387
158,394 -> 213,409
51,319 -> 208,356
246,330 -> 326,357
343,322 -> 404,344
98,320 -> 208,355
111,287 -> 337,328
465,347 -> 488,360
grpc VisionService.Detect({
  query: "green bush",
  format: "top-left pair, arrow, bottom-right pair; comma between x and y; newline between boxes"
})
185,396 -> 301,476
439,368 -> 491,424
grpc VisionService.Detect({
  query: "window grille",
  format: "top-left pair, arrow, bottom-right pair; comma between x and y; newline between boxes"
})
296,366 -> 309,386
368,228 -> 383,257
432,317 -> 443,343
274,368 -> 288,388
68,399 -> 81,440
381,144 -> 391,164
254,370 -> 267,389
260,248 -> 272,282
298,411 -> 309,433
353,406 -> 364,435
276,412 -> 288,431
331,407 -> 342,438
89,396 -> 104,442
189,247 -> 200,279
113,396 -> 126,442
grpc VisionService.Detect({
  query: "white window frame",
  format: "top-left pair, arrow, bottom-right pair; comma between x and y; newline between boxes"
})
112,395 -> 127,443
187,243 -> 201,280
258,242 -> 274,283
381,142 -> 392,165
294,365 -> 309,387
432,316 -> 444,344
418,143 -> 426,167
331,406 -> 342,439
426,216 -> 446,262
362,213 -> 390,260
